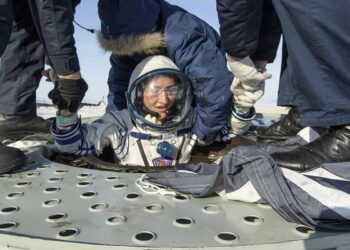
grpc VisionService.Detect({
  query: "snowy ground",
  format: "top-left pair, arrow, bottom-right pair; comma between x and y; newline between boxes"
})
37,102 -> 107,120
37,102 -> 289,120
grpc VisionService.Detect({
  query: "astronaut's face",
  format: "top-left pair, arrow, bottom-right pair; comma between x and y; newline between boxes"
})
143,75 -> 178,124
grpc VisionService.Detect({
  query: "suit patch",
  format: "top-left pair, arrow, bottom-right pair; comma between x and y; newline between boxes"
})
152,157 -> 173,167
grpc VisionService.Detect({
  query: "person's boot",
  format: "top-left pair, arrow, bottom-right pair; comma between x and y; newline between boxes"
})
270,125 -> 350,172
0,115 -> 51,142
255,107 -> 306,140
0,143 -> 26,174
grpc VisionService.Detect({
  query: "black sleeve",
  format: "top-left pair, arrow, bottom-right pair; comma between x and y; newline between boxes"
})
216,0 -> 264,58
216,0 -> 281,62
29,0 -> 80,75
251,0 -> 282,62
107,55 -> 138,110
0,0 -> 13,55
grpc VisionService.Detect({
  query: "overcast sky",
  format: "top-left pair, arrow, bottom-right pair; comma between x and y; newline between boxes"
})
37,0 -> 281,105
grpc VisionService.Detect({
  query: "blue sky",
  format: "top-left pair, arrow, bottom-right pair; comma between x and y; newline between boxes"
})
37,0 -> 281,105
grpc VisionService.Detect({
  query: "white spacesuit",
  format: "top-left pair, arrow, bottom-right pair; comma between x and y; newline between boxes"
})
52,56 -> 196,167
51,55 -> 252,167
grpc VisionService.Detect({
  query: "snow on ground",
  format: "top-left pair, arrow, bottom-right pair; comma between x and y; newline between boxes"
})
37,103 -> 106,120
37,102 -> 288,121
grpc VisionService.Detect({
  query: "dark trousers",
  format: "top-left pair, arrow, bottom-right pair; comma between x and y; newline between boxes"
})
0,0 -> 12,56
273,0 -> 350,127
0,0 -> 44,116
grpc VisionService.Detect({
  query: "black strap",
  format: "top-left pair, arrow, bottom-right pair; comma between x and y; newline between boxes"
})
175,136 -> 186,164
136,140 -> 150,167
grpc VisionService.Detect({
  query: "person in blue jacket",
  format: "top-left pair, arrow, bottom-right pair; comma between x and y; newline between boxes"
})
97,0 -> 233,145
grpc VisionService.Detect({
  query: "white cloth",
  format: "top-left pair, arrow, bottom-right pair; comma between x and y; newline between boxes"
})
230,77 -> 264,107
229,114 -> 251,136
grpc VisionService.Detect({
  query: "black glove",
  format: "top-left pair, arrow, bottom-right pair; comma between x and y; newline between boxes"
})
48,78 -> 88,113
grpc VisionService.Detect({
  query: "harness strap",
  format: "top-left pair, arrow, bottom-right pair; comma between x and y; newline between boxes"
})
136,139 -> 150,167
175,135 -> 186,164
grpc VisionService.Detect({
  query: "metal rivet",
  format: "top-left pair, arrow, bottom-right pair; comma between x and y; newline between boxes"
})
56,228 -> 80,239
46,213 -> 67,222
113,184 -> 127,190
242,215 -> 264,225
144,204 -> 163,213
106,215 -> 127,225
294,226 -> 315,237
132,231 -> 156,244
173,217 -> 194,228
43,199 -> 61,207
77,181 -> 92,187
80,191 -> 97,199
48,177 -> 63,183
55,169 -> 68,174
0,206 -> 19,214
106,176 -> 120,181
7,192 -> 24,199
215,232 -> 238,245
26,172 -> 40,177
0,221 -> 17,230
89,203 -> 108,212
173,194 -> 189,202
125,193 -> 140,200
77,173 -> 92,178
43,187 -> 60,194
15,181 -> 31,187
202,204 -> 221,214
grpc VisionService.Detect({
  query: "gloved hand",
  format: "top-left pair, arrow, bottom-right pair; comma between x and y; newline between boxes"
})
228,56 -> 271,92
231,77 -> 264,107
48,77 -> 88,113
228,56 -> 272,107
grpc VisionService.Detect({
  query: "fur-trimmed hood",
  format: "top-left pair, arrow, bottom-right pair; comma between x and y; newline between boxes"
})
97,0 -> 166,56
97,31 -> 167,56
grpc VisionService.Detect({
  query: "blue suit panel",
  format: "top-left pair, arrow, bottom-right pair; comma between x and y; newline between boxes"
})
273,0 -> 350,127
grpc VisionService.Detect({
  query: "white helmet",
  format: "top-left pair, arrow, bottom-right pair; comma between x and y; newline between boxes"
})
126,56 -> 193,132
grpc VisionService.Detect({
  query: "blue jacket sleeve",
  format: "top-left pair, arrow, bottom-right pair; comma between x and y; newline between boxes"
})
169,20 -> 233,142
29,0 -> 80,74
216,0 -> 281,62
250,0 -> 281,62
107,55 -> 138,110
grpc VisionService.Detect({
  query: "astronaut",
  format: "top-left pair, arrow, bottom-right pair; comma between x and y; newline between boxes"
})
52,56 -> 195,166
51,55 -> 250,167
